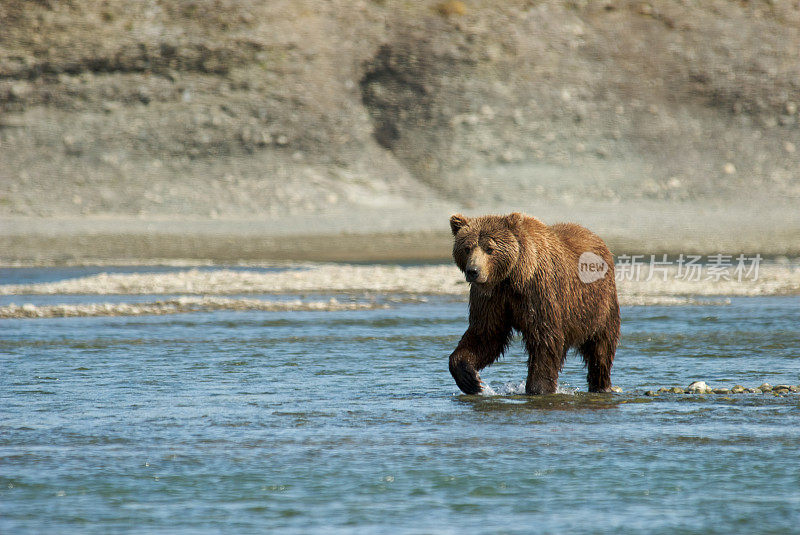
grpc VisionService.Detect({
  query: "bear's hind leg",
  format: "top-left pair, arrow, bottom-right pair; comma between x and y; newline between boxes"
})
580,335 -> 616,393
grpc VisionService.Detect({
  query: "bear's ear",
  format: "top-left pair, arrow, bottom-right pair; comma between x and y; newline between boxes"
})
450,214 -> 469,235
505,212 -> 524,228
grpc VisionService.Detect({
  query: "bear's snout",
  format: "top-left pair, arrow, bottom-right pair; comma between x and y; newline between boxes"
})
464,265 -> 488,283
464,249 -> 490,283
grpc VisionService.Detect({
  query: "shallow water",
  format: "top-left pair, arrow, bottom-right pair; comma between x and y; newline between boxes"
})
1,268 -> 799,534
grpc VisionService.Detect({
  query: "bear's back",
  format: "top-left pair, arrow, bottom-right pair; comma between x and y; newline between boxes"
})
548,222 -> 613,264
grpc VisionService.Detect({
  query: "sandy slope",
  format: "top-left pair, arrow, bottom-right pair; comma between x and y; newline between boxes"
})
2,1 -> 798,262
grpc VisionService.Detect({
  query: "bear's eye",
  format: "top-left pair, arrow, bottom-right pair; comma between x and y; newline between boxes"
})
484,246 -> 494,255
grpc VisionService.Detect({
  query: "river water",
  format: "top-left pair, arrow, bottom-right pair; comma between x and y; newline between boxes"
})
1,266 -> 798,533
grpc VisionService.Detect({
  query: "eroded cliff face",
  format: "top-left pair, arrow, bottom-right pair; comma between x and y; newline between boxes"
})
1,0 -> 799,218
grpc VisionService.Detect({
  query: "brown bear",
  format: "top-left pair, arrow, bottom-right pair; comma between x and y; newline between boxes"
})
448,212 -> 620,395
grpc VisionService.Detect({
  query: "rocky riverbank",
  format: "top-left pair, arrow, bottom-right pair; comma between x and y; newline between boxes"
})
643,381 -> 800,396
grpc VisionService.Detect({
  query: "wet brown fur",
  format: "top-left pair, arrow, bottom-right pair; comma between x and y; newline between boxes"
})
448,212 -> 620,395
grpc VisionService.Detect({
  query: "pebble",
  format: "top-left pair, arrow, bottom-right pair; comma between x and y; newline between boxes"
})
609,386 -> 622,393
731,385 -> 745,394
644,390 -> 658,397
9,82 -> 31,98
669,387 -> 685,394
686,381 -> 709,393
712,387 -> 731,394
759,383 -> 772,392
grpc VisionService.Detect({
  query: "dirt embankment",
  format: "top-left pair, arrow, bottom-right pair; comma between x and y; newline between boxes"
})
1,1 -> 799,262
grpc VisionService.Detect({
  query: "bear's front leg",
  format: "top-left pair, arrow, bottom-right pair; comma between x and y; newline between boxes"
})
523,333 -> 563,395
449,326 -> 511,394
448,348 -> 484,395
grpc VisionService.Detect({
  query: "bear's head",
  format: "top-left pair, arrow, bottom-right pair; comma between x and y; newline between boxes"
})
450,213 -> 523,285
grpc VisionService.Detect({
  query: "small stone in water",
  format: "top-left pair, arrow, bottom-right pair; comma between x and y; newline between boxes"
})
731,385 -> 745,394
713,388 -> 731,394
759,383 -> 772,392
686,381 -> 708,393
609,386 -> 622,393
658,387 -> 670,393
753,388 -> 763,394
644,390 -> 658,397
773,385 -> 792,391
744,388 -> 756,393
773,387 -> 790,394
670,387 -> 685,394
